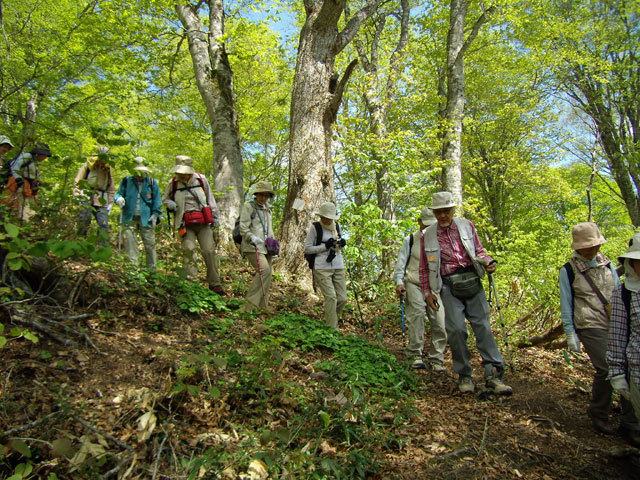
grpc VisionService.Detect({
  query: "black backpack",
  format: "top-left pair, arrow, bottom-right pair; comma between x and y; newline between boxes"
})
305,221 -> 341,269
0,152 -> 27,188
232,204 -> 257,245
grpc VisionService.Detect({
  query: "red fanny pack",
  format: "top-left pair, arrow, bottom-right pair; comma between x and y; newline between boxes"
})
202,206 -> 214,224
183,210 -> 205,226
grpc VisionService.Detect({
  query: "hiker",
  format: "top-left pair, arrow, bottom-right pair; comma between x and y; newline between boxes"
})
394,207 -> 447,370
73,146 -> 115,246
0,136 -> 14,163
608,232 -> 640,446
238,181 -> 277,311
420,191 -> 512,395
304,201 -> 347,329
163,155 -> 223,295
5,142 -> 52,221
114,157 -> 162,271
559,223 -> 638,440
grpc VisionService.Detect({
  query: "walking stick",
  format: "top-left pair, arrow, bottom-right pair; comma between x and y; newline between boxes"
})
255,244 -> 267,308
488,273 -> 515,372
400,297 -> 406,346
117,210 -> 123,254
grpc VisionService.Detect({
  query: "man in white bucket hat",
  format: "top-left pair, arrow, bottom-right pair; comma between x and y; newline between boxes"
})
0,135 -> 14,162
114,157 -> 162,271
608,232 -> 640,446
560,222 -> 639,443
163,155 -> 223,294
394,207 -> 447,370
304,201 -> 347,328
420,191 -> 511,395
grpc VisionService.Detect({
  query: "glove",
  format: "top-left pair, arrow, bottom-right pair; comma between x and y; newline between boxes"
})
165,199 -> 177,211
149,215 -> 157,228
250,235 -> 264,246
323,237 -> 336,249
115,197 -> 125,208
212,219 -> 219,228
106,204 -> 113,214
338,238 -> 346,248
611,375 -> 631,400
566,332 -> 581,353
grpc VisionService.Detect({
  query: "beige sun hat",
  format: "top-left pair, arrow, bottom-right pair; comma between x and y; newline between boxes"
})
420,207 -> 436,227
133,156 -> 151,174
429,191 -> 457,210
619,233 -> 640,263
96,146 -> 110,155
252,180 -> 275,197
571,222 -> 606,250
316,202 -> 339,220
0,135 -> 14,148
172,155 -> 195,175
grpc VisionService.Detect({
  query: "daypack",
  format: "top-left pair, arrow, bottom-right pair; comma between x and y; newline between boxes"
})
232,205 -> 256,245
0,152 -> 28,188
305,221 -> 341,269
169,173 -> 206,200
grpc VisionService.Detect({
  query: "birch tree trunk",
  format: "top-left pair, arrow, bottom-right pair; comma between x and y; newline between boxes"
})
355,0 -> 409,274
279,0 -> 383,277
176,1 -> 243,238
441,0 -> 494,207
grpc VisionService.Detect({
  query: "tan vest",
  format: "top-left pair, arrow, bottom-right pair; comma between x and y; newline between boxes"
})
404,231 -> 423,285
570,254 -> 614,330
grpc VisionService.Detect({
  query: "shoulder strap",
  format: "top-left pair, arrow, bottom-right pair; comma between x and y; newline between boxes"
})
336,222 -> 341,237
563,261 -> 575,308
578,267 -> 610,307
314,222 -> 322,246
404,233 -> 414,274
622,284 -> 631,320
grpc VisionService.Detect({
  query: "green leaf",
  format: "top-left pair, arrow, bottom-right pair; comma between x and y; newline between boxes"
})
10,328 -> 21,337
15,462 -> 33,476
52,437 -> 76,458
211,357 -> 228,370
10,439 -> 31,458
28,241 -> 50,257
23,331 -> 39,344
318,411 -> 331,428
186,384 -> 199,396
8,258 -> 24,271
0,337 -> 7,348
0,323 -> 4,334
207,386 -> 221,399
171,383 -> 186,394
4,223 -> 19,238
89,246 -> 113,262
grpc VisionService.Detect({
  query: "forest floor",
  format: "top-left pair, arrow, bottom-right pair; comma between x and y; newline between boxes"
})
1,251 -> 640,479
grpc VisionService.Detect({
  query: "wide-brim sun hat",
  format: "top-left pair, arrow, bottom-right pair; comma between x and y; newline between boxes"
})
172,155 -> 195,175
0,135 -> 14,148
571,222 -> 606,250
619,232 -> 640,263
31,142 -> 52,157
96,146 -> 110,155
252,180 -> 275,197
133,156 -> 151,174
420,207 -> 436,226
315,201 -> 339,220
429,191 -> 457,210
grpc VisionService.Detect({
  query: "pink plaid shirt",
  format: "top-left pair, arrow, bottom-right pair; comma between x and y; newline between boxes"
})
419,220 -> 492,294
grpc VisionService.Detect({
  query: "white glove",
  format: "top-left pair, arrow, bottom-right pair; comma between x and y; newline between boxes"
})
115,197 -> 125,208
165,199 -> 177,211
149,215 -> 157,228
611,375 -> 631,400
106,204 -> 113,214
566,332 -> 581,353
250,235 -> 263,246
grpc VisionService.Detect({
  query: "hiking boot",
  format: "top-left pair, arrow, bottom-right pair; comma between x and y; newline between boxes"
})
619,426 -> 640,448
209,285 -> 225,295
431,363 -> 447,372
410,358 -> 427,370
591,417 -> 617,435
458,376 -> 475,394
485,376 -> 513,395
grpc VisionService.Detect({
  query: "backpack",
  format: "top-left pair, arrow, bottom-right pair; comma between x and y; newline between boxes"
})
305,221 -> 341,269
0,152 -> 28,188
232,205 -> 256,245
170,173 -> 205,200
403,233 -> 414,275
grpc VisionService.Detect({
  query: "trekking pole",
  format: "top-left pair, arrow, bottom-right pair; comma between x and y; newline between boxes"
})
117,210 -> 123,254
342,251 -> 365,325
255,244 -> 267,307
400,297 -> 406,346
488,273 -> 515,372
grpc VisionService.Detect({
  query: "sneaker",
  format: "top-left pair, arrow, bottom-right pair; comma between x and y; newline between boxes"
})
431,363 -> 447,372
485,376 -> 513,395
458,376 -> 475,393
410,358 -> 427,370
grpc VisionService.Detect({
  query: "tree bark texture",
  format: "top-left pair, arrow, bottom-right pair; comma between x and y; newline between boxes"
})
176,1 -> 244,238
279,0 -> 382,276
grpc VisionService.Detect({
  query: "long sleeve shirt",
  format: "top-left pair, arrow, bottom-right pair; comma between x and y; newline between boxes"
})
607,285 -> 640,387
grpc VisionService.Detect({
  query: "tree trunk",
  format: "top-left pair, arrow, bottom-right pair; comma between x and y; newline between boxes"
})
279,0 -> 382,277
176,1 -> 244,239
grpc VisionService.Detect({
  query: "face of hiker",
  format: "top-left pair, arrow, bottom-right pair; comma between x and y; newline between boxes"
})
320,216 -> 333,227
255,192 -> 270,206
576,245 -> 600,261
176,173 -> 192,184
433,207 -> 455,228
0,144 -> 11,156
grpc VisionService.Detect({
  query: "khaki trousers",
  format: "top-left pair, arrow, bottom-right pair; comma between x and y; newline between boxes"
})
313,268 -> 347,329
405,282 -> 447,365
181,224 -> 220,287
123,216 -> 157,271
244,252 -> 272,309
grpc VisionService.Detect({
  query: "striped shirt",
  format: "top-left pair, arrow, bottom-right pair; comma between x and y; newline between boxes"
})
419,220 -> 492,294
607,285 -> 640,387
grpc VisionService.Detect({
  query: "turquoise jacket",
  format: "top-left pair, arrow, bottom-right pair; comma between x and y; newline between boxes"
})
114,175 -> 162,226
